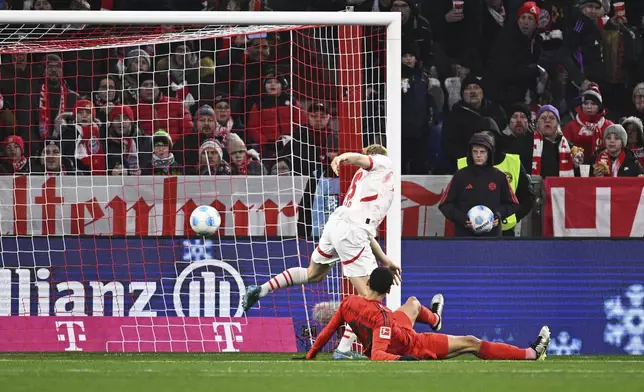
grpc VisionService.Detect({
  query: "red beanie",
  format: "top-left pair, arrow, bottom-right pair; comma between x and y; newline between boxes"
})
4,135 -> 25,152
517,1 -> 540,21
109,105 -> 134,122
74,99 -> 96,118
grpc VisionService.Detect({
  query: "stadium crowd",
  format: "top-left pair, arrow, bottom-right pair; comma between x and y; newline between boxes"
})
0,0 -> 643,180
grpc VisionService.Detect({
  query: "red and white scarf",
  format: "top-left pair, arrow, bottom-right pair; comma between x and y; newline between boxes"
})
39,82 -> 69,140
596,150 -> 626,177
75,123 -> 106,174
575,107 -> 607,154
12,157 -> 27,173
631,146 -> 644,166
532,131 -> 575,177
215,118 -> 234,142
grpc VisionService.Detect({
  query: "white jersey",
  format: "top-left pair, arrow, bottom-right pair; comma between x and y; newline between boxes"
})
332,154 -> 395,236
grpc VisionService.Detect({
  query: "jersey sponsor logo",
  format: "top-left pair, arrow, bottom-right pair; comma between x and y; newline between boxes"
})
488,182 -> 497,191
379,326 -> 391,340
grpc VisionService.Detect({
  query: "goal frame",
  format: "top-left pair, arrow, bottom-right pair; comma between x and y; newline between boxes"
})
0,10 -> 403,309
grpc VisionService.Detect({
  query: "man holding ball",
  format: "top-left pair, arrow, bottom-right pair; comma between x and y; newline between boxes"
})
439,133 -> 520,237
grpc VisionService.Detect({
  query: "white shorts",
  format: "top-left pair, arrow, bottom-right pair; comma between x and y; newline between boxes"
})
310,216 -> 377,278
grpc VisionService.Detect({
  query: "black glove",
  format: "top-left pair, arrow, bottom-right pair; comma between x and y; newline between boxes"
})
398,355 -> 419,361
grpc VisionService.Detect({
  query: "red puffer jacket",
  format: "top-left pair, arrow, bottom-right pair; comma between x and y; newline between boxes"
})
130,94 -> 194,141
246,94 -> 302,147
563,107 -> 613,155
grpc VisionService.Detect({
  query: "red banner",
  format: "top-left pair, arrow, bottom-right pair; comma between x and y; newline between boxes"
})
543,178 -> 644,237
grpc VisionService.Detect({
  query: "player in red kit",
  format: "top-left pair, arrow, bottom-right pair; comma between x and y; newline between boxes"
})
306,267 -> 551,361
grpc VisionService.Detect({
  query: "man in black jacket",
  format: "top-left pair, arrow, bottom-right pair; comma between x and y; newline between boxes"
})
441,73 -> 507,172
439,133 -> 520,237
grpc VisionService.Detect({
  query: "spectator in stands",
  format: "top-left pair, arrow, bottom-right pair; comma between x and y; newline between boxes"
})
93,75 -> 121,125
441,74 -> 507,171
141,130 -> 182,175
626,83 -> 644,123
196,56 -> 217,111
480,0 -> 507,69
288,102 -> 335,177
173,103 -> 232,172
246,71 -> 300,161
528,105 -> 582,177
31,138 -> 73,175
591,124 -> 644,177
71,99 -> 106,174
484,2 -> 543,112
109,160 -> 130,176
122,49 -> 152,105
132,72 -> 194,141
1,135 -> 30,174
564,0 -> 607,94
623,116 -> 644,166
0,53 -> 38,146
0,92 -> 14,142
438,133 -> 520,237
197,139 -> 230,175
227,132 -> 265,175
106,105 -> 144,174
156,41 -> 199,110
502,103 -> 534,170
390,0 -> 434,72
401,42 -> 435,175
428,0 -> 483,74
563,84 -> 613,156
213,95 -> 244,144
32,0 -> 52,10
33,54 -> 79,157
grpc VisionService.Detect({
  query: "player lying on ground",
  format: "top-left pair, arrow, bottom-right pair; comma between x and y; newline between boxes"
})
306,267 -> 551,361
243,144 -> 401,359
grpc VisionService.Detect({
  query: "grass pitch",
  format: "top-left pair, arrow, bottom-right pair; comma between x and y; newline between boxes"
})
0,353 -> 642,392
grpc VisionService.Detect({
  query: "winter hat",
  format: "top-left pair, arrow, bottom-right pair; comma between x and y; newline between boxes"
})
632,83 -> 644,100
199,138 -> 223,161
228,133 -> 247,153
109,104 -> 134,122
153,130 -> 173,148
402,41 -> 420,58
4,135 -> 25,152
604,124 -> 628,146
73,99 -> 96,118
46,53 -> 62,63
578,0 -> 602,7
138,72 -> 157,87
460,74 -> 484,96
469,133 -> 495,152
517,1 -> 540,21
308,101 -> 329,114
125,49 -> 151,70
197,104 -> 216,118
582,84 -> 603,107
535,104 -> 560,123
509,102 -> 532,119
43,137 -> 61,151
622,116 -> 644,145
476,117 -> 502,138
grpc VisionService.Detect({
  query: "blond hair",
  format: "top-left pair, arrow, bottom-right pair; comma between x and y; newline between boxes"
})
362,144 -> 388,156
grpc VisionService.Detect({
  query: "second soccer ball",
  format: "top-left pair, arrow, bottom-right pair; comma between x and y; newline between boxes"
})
190,205 -> 222,236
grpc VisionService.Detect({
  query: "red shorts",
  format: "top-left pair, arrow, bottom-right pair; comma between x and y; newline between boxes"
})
392,310 -> 449,360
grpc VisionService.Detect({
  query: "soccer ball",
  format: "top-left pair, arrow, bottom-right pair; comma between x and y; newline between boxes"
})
190,205 -> 222,236
467,205 -> 495,234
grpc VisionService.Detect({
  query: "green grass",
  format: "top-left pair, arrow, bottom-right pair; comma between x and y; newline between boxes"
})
0,353 -> 643,392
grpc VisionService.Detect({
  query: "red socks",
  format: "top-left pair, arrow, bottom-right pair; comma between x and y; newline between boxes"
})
416,305 -> 440,329
478,341 -> 534,360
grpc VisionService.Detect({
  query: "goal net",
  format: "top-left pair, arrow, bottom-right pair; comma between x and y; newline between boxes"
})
0,10 -> 401,353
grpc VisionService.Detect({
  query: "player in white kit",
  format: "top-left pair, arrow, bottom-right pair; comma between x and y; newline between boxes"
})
242,144 -> 401,359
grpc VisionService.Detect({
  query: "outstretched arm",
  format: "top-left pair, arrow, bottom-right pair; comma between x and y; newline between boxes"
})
306,304 -> 345,360
370,238 -> 401,285
331,152 -> 372,175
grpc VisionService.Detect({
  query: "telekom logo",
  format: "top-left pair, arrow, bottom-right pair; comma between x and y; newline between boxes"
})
56,321 -> 86,351
213,322 -> 244,352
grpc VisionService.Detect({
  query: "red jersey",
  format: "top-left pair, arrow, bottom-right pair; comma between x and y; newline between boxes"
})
306,296 -> 413,361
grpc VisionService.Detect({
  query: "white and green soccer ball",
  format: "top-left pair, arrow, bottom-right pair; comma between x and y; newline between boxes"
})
190,205 -> 222,236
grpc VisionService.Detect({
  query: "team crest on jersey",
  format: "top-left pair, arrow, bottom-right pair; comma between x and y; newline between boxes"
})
379,326 -> 391,340
90,138 -> 101,154
488,182 -> 497,191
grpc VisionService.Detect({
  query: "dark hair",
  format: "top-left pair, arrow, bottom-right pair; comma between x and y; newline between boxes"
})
368,267 -> 394,295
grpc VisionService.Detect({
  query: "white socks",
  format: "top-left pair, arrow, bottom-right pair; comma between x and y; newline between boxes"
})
336,324 -> 357,352
260,267 -> 309,297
